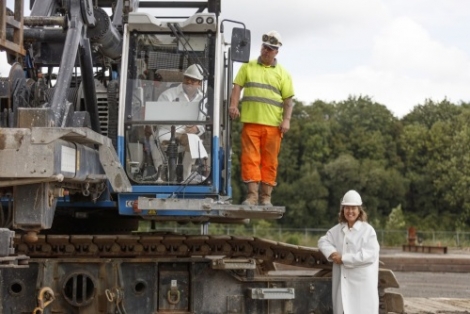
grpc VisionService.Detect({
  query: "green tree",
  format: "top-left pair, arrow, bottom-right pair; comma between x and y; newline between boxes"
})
229,96 -> 470,234
400,100 -> 470,231
329,96 -> 402,168
385,204 -> 406,230
402,99 -> 463,129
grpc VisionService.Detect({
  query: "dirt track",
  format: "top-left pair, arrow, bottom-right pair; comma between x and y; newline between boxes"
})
277,249 -> 470,313
392,272 -> 470,298
390,271 -> 470,313
403,298 -> 470,314
381,249 -> 470,314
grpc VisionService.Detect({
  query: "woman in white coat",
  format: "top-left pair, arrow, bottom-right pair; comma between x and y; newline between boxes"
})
318,190 -> 380,314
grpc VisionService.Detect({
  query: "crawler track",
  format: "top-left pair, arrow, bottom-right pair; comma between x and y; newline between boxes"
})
15,234 -> 330,269
12,233 -> 405,313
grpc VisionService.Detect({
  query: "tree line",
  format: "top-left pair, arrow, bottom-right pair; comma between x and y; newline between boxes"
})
230,96 -> 470,232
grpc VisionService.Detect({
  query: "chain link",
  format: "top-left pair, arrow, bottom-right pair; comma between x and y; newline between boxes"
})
32,287 -> 55,314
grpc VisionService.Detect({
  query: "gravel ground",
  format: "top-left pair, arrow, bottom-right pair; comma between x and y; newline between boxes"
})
382,248 -> 470,313
403,298 -> 470,314
277,249 -> 470,313
391,271 -> 470,298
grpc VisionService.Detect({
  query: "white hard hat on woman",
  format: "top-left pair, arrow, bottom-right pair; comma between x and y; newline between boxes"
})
341,190 -> 362,206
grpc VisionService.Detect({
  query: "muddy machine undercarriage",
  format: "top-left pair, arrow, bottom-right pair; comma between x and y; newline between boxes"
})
0,1 -> 404,313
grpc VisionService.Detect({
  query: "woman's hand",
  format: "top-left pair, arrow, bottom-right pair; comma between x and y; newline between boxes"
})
329,252 -> 343,264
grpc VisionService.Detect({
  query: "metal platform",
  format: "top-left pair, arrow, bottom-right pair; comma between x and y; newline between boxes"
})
120,197 -> 286,222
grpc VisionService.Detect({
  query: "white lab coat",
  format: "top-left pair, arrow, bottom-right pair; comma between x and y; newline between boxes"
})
318,221 -> 380,314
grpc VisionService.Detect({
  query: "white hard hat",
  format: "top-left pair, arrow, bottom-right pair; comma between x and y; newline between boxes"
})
184,64 -> 204,80
341,190 -> 362,206
262,30 -> 283,48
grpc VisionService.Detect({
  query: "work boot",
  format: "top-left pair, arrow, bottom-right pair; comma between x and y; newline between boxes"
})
242,182 -> 259,205
259,183 -> 273,206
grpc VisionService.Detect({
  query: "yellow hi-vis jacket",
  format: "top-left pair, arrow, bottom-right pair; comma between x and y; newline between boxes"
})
234,58 -> 294,126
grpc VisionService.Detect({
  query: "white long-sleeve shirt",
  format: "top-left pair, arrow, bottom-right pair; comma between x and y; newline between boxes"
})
157,84 -> 205,139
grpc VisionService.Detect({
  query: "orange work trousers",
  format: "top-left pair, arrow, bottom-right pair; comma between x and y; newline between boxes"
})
241,123 -> 282,186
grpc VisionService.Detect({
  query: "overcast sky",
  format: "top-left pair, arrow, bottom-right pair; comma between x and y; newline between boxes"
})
224,0 -> 470,117
2,0 -> 470,117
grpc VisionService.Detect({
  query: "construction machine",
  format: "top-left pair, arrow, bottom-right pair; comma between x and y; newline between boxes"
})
0,1 -> 404,313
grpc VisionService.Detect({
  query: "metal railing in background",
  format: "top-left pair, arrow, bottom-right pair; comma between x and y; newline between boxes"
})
140,223 -> 470,248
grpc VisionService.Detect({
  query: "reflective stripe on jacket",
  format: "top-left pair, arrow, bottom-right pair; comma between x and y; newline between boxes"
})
234,58 -> 294,126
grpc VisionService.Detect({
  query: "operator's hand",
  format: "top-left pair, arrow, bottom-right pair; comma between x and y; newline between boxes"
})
279,118 -> 290,134
185,125 -> 198,134
229,106 -> 240,120
329,252 -> 343,265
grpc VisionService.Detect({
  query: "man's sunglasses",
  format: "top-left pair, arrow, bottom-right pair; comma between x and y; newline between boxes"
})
262,34 -> 281,46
